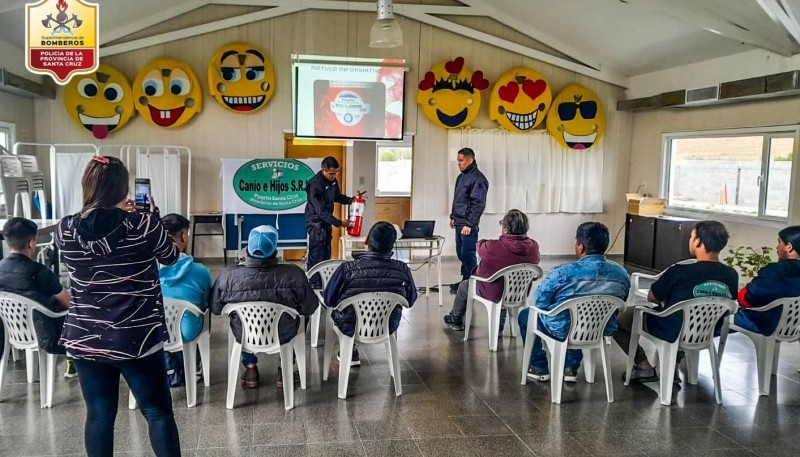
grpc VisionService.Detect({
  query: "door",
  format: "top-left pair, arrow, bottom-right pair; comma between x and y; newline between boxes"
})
284,133 -> 348,260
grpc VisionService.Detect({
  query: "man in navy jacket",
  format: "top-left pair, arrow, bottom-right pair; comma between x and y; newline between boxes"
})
449,147 -> 489,293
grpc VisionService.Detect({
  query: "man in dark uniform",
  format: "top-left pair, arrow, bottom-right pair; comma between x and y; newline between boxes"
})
305,156 -> 353,286
449,147 -> 489,293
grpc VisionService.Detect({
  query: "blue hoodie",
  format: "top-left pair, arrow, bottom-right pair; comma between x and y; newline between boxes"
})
159,253 -> 212,341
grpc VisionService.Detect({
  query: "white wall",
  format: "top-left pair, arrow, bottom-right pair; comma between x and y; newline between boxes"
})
0,39 -> 38,144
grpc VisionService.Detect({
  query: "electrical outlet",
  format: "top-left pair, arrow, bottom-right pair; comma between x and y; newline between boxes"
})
359,176 -> 365,185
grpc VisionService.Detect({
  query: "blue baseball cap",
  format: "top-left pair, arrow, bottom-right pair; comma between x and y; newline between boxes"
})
247,225 -> 278,258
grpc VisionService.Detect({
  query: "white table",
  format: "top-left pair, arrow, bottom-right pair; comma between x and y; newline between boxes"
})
340,235 -> 445,307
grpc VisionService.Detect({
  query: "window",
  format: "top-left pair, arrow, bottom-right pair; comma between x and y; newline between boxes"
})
663,127 -> 796,221
375,142 -> 412,197
0,121 -> 14,152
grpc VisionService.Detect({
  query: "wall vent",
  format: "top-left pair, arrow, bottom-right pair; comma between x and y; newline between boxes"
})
685,85 -> 719,105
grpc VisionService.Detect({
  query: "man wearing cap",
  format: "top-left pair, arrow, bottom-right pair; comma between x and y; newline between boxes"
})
211,225 -> 318,388
324,221 -> 417,366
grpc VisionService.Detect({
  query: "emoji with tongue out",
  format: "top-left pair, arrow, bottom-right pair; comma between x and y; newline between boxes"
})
133,57 -> 202,128
489,67 -> 551,133
547,83 -> 606,150
63,64 -> 134,140
208,42 -> 274,114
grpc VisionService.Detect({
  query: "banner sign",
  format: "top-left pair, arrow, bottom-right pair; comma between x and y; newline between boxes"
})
222,158 -> 320,214
26,0 -> 99,85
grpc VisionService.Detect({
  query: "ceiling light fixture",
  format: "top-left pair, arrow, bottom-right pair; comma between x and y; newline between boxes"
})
369,0 -> 403,48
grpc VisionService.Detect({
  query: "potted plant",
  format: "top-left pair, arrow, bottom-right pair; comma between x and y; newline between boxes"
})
723,245 -> 773,283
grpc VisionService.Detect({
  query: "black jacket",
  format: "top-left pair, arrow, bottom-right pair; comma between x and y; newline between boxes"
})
210,257 -> 318,344
323,251 -> 417,336
304,171 -> 352,230
450,161 -> 489,228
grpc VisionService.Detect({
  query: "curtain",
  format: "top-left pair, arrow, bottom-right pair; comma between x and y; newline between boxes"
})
447,129 -> 604,214
136,150 -> 183,215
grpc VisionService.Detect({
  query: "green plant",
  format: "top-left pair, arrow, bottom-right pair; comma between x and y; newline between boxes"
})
723,245 -> 773,278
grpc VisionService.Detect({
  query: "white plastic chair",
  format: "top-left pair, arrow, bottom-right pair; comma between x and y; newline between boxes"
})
717,296 -> 800,396
222,302 -> 306,410
464,263 -> 542,352
0,156 -> 31,218
322,292 -> 410,399
520,295 -> 624,404
0,292 -> 67,408
627,259 -> 697,308
306,259 -> 346,348
128,298 -> 210,409
624,296 -> 738,405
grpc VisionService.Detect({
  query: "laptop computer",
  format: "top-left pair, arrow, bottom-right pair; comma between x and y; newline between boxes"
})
401,220 -> 435,239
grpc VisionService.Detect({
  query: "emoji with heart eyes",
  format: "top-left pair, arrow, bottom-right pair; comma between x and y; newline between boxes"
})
489,68 -> 551,132
63,64 -> 135,139
416,57 -> 489,129
133,57 -> 203,128
547,83 -> 606,150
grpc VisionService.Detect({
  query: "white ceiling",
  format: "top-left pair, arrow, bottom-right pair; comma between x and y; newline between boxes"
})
3,0 -> 800,83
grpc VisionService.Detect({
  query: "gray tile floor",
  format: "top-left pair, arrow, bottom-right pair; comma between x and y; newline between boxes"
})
2,257 -> 800,456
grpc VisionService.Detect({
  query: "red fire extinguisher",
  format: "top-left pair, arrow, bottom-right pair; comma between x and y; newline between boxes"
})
347,191 -> 367,236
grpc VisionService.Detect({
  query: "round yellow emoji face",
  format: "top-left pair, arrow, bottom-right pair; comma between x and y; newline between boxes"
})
63,64 -> 134,139
416,57 -> 489,129
208,43 -> 275,114
547,84 -> 606,150
133,57 -> 202,128
489,68 -> 551,132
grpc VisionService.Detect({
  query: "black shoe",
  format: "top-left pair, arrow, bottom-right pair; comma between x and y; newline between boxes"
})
623,365 -> 658,383
449,283 -> 460,294
443,314 -> 465,331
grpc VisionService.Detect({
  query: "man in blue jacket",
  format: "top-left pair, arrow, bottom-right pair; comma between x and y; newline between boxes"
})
519,222 -> 630,382
449,147 -> 489,293
324,221 -> 417,366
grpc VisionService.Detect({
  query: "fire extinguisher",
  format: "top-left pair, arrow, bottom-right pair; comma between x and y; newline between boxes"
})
347,191 -> 367,236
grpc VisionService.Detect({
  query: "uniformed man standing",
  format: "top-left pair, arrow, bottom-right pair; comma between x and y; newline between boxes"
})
305,156 -> 353,286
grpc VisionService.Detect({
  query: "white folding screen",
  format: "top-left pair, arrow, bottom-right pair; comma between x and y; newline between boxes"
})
135,150 -> 183,215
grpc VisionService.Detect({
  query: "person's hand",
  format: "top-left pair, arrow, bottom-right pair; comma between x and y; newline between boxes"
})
461,226 -> 472,236
149,195 -> 158,213
450,219 -> 455,229
117,198 -> 137,213
347,220 -> 355,228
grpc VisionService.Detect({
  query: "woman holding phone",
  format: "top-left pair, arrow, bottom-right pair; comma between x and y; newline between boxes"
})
56,156 -> 182,456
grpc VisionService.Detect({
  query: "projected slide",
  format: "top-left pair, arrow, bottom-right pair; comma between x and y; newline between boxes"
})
295,63 -> 405,140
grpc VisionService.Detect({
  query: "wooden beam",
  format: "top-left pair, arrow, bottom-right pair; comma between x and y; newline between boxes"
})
755,0 -> 800,46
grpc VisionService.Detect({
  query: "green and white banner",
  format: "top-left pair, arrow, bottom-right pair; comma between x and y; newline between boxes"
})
221,158 -> 320,214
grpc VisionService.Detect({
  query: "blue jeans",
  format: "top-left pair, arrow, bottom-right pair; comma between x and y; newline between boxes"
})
455,225 -> 478,280
72,350 -> 181,457
518,308 -> 583,371
242,352 -> 258,366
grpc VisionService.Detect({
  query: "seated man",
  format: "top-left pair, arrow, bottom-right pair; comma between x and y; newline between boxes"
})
735,225 -> 800,336
324,221 -> 417,366
0,218 -> 73,377
158,214 -> 213,387
520,222 -> 630,382
443,209 -> 541,333
615,220 -> 739,382
211,225 -> 318,388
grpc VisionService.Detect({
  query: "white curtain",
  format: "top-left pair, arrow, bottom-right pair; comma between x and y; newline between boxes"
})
447,129 -> 604,214
55,152 -> 95,219
136,151 -> 183,215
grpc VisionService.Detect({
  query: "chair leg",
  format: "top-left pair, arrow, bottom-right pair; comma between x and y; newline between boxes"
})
183,344 -> 197,408
128,389 -> 137,410
772,342 -> 781,375
464,298 -> 474,342
717,319 -> 730,365
337,336 -> 355,400
0,344 -> 7,402
45,353 -> 56,408
583,348 -> 596,383
280,343 -> 295,410
323,310 -> 335,382
389,335 -> 402,396
12,348 -> 22,362
226,342 -> 243,409
198,331 -> 211,387
708,344 -> 723,404
624,313 -> 642,386
686,349 -> 700,385
548,340 -> 568,404
310,307 -> 322,348
294,322 -> 307,390
520,313 -> 536,385
658,343 -> 679,406
385,340 -> 395,379
36,349 -> 47,408
26,348 -> 37,383
489,304 -> 502,352
754,336 -> 775,396
509,308 -> 519,338
600,343 -> 614,403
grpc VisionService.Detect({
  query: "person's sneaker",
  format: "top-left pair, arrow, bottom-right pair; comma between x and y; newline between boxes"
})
449,282 -> 460,294
64,360 -> 77,379
564,367 -> 579,383
526,366 -> 551,382
337,347 -> 361,367
623,365 -> 658,383
443,314 -> 465,331
241,365 -> 260,389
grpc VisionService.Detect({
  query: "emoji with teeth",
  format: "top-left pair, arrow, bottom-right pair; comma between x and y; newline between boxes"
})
416,57 -> 489,129
547,83 -> 606,150
133,57 -> 202,128
208,42 -> 274,114
489,68 -> 551,132
63,64 -> 134,140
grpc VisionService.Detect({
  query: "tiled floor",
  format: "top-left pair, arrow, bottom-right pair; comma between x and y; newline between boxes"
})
2,257 -> 800,456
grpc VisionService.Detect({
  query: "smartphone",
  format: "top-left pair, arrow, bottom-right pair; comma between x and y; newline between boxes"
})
134,178 -> 151,211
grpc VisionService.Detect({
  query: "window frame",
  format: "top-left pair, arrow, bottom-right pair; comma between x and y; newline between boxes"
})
374,139 -> 413,197
660,125 -> 798,225
0,120 -> 15,152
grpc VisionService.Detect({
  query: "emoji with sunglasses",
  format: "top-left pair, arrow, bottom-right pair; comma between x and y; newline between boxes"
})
489,67 -> 551,132
208,42 -> 275,114
133,57 -> 203,128
547,84 -> 606,150
416,56 -> 490,129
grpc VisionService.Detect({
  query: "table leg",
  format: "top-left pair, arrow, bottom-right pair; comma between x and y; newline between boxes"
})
437,253 -> 443,307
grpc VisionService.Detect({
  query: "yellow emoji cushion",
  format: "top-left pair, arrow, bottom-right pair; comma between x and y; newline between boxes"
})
416,57 -> 489,129
208,42 -> 275,114
547,84 -> 606,150
63,64 -> 134,139
133,57 -> 203,128
489,67 -> 551,132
